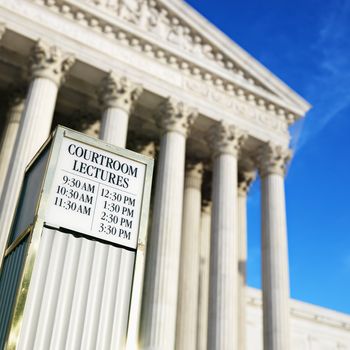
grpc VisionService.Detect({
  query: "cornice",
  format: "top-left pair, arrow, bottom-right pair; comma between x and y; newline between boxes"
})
166,0 -> 311,114
31,0 -> 308,125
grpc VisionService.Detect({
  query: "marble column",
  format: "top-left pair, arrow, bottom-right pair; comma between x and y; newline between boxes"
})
140,98 -> 197,350
197,199 -> 211,350
97,73 -> 142,349
257,142 -> 292,350
0,40 -> 74,261
176,161 -> 203,350
0,91 -> 25,197
237,170 -> 255,350
99,71 -> 142,147
207,121 -> 246,350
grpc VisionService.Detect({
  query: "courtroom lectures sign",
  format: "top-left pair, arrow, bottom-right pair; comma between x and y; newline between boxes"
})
45,137 -> 146,249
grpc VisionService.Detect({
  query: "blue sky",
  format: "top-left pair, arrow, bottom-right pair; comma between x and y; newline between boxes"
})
186,0 -> 350,314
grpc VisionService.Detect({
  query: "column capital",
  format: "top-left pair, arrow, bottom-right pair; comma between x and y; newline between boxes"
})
65,109 -> 98,133
98,71 -> 143,112
155,97 -> 198,137
185,160 -> 203,189
238,170 -> 256,197
207,120 -> 247,158
257,142 -> 292,177
28,40 -> 75,86
0,23 -> 5,40
7,86 -> 26,122
201,199 -> 212,214
127,132 -> 158,158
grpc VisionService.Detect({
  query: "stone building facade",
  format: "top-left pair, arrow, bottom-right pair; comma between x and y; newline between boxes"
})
0,0 -> 349,349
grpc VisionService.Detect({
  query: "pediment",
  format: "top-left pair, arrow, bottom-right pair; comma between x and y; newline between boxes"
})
41,0 -> 311,118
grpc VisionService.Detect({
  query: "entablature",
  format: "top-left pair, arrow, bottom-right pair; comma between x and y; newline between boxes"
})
0,0 -> 298,147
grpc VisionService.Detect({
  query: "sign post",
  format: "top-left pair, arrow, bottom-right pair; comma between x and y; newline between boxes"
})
0,126 -> 153,349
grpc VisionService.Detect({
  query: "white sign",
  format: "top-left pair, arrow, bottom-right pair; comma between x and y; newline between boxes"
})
45,138 -> 146,249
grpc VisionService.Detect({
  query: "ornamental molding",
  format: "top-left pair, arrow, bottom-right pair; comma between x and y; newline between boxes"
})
63,108 -> 99,132
257,141 -> 291,177
238,170 -> 256,197
127,132 -> 157,157
207,120 -> 247,158
183,77 -> 289,136
32,0 -> 306,123
6,85 -> 26,123
185,160 -> 203,190
98,71 -> 143,112
155,97 -> 198,136
29,40 -> 75,86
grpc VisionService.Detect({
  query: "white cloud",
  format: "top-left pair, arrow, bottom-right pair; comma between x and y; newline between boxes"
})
292,0 -> 350,152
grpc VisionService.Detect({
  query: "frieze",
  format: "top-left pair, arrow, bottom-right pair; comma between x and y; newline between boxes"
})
183,78 -> 289,135
33,0 -> 298,126
84,0 -> 268,90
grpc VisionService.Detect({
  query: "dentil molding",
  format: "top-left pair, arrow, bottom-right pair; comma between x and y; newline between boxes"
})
31,0 -> 300,126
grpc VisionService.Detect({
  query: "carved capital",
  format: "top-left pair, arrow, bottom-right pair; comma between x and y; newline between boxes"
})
207,120 -> 247,158
185,160 -> 203,189
201,166 -> 212,205
127,132 -> 157,158
28,40 -> 75,86
0,23 -> 5,40
257,142 -> 292,177
238,170 -> 256,197
201,199 -> 212,214
63,109 -> 99,133
99,71 -> 143,112
7,86 -> 26,123
137,141 -> 156,158
155,97 -> 198,136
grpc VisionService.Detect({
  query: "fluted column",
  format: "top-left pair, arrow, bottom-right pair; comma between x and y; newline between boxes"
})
176,161 -> 203,350
207,121 -> 246,350
99,71 -> 142,147
0,40 -> 74,261
257,142 -> 292,350
237,170 -> 255,350
197,199 -> 211,350
140,98 -> 197,350
97,75 -> 142,349
0,91 -> 25,197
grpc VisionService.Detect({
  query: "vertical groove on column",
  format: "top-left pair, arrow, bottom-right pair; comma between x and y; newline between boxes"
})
0,101 -> 24,197
237,194 -> 247,350
95,248 -> 122,349
100,108 -> 129,147
176,175 -> 202,350
0,78 -> 57,260
208,154 -> 238,350
110,250 -> 135,349
17,228 -> 55,349
99,104 -> 135,349
140,131 -> 186,350
261,174 -> 290,350
80,243 -> 109,350
17,229 -> 135,350
197,204 -> 211,350
32,232 -> 69,350
49,235 -> 83,350
64,240 -> 96,349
